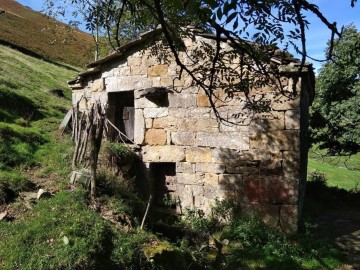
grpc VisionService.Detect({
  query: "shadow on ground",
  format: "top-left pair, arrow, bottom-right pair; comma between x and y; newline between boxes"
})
304,180 -> 360,269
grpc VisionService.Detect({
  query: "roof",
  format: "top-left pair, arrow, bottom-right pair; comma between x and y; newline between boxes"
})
68,26 -> 314,100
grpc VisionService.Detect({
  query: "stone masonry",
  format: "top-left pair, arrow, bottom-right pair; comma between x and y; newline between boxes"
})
69,27 -> 314,233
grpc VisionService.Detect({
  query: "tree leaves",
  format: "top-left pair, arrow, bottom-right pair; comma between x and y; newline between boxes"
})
311,26 -> 360,155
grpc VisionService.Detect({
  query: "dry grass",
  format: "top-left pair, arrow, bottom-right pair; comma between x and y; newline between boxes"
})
0,0 -> 94,67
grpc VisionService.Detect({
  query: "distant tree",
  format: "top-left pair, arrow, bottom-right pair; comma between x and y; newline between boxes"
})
310,26 -> 360,156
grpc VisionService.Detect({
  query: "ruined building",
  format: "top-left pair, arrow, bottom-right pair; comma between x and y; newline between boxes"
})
68,27 -> 315,232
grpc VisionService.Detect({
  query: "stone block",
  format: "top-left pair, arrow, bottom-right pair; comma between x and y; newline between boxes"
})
256,204 -> 280,228
118,66 -> 131,76
171,131 -> 195,146
280,204 -> 298,233
176,162 -> 195,173
168,93 -> 196,108
212,148 -> 241,162
249,130 -> 299,151
218,174 -> 243,200
225,165 -> 259,174
243,176 -> 267,203
105,76 -> 152,92
195,163 -> 225,174
127,57 -> 142,66
91,78 -> 105,92
148,64 -> 168,76
152,77 -> 161,87
271,92 -> 300,111
220,122 -> 250,133
160,77 -> 174,87
259,159 -> 283,175
177,118 -> 218,132
143,108 -> 169,118
203,184 -> 220,200
282,151 -> 300,179
186,147 -> 212,162
142,145 -> 185,162
169,108 -> 212,119
152,116 -> 177,129
203,173 -> 219,186
196,132 -> 249,150
135,97 -> 159,108
134,109 -> 145,144
250,118 -> 285,132
145,129 -> 166,145
177,173 -> 203,185
267,178 -> 298,204
130,65 -> 148,75
145,118 -> 153,128
285,110 -> 300,129
197,94 -> 211,107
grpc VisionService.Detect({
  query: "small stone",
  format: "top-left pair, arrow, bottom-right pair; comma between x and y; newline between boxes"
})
0,211 -> 7,221
37,189 -> 51,200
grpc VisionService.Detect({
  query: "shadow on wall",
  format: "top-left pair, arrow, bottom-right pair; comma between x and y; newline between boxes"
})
216,122 -> 300,232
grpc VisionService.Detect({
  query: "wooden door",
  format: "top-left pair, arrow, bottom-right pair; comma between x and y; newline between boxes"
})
122,106 -> 134,142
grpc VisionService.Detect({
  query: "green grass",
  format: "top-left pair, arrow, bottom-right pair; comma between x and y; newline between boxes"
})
308,150 -> 360,191
0,43 -> 78,197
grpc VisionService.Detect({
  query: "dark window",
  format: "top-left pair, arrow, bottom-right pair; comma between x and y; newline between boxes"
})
150,162 -> 177,208
108,91 -> 134,143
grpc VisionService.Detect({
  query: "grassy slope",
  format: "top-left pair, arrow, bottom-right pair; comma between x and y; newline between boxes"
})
308,151 -> 360,191
0,43 -> 77,198
0,0 -> 94,67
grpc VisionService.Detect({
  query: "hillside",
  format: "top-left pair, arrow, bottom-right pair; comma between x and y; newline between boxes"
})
0,43 -> 77,202
0,0 -> 93,67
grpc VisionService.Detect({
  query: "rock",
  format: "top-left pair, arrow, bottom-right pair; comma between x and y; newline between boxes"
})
0,211 -> 7,221
37,189 -> 51,200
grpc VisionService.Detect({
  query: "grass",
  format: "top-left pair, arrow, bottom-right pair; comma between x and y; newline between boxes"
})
0,0 -> 94,67
0,43 -> 78,198
308,149 -> 360,191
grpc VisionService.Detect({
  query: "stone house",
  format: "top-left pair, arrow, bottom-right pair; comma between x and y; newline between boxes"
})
68,27 -> 314,232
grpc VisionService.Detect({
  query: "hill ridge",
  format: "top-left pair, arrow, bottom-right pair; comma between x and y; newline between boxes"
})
0,0 -> 94,67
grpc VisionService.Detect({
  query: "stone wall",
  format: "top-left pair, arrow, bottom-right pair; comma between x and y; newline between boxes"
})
70,34 -> 313,233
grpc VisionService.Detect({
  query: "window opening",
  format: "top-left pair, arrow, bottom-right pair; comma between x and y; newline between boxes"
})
108,91 -> 134,143
149,162 -> 177,208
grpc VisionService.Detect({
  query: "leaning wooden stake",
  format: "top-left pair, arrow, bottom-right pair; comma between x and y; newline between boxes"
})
140,195 -> 152,230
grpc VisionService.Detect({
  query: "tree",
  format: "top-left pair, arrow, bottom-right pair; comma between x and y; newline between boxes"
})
45,0 -> 352,118
310,26 -> 360,156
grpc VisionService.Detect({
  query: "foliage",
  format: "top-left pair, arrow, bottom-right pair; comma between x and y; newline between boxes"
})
220,217 -> 343,270
310,26 -> 360,155
104,142 -> 134,161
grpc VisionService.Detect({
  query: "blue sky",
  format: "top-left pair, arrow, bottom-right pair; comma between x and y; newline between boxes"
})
16,0 -> 360,72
